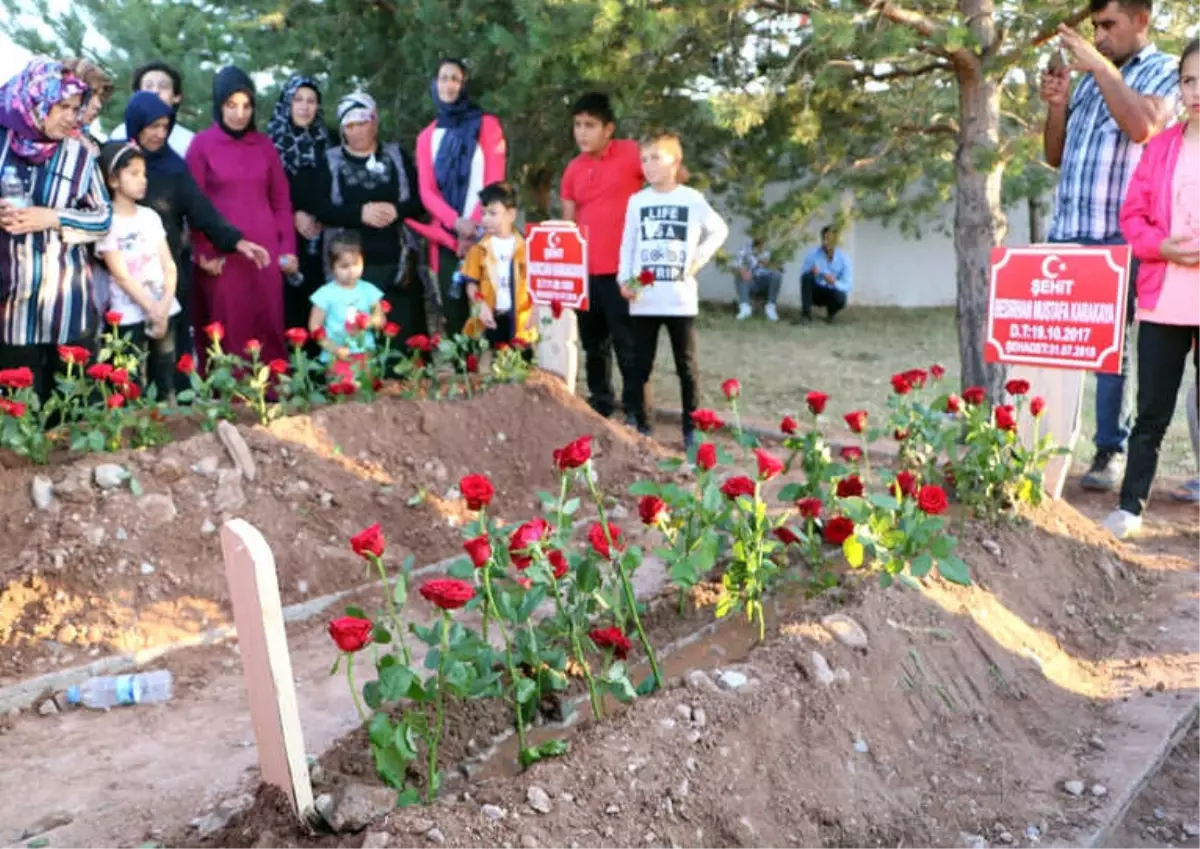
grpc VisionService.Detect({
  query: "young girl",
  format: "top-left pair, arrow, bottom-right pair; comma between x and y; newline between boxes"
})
95,141 -> 180,400
308,231 -> 385,363
618,133 -> 728,448
1105,38 -> 1200,539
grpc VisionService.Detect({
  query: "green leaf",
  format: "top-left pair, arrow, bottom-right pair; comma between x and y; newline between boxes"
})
447,558 -> 476,580
538,738 -> 569,759
931,535 -> 956,558
937,556 -> 971,586
345,605 -> 367,619
372,623 -> 392,644
519,747 -> 542,769
842,536 -> 865,568
635,674 -> 659,696
657,457 -> 684,472
88,430 -> 105,452
367,712 -> 394,751
607,675 -> 637,703
777,482 -> 805,502
516,586 -> 546,621
515,676 -> 538,704
363,680 -> 383,711
371,741 -> 408,790
628,481 -> 661,496
128,475 -> 144,497
867,493 -> 899,512
561,497 -> 581,516
175,389 -> 195,404
909,552 -> 934,578
396,787 -> 422,807
394,722 -> 419,760
495,590 -> 518,622
379,663 -> 416,701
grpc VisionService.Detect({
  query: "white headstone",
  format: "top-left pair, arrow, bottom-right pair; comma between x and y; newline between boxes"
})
1008,364 -> 1085,500
535,305 -> 579,394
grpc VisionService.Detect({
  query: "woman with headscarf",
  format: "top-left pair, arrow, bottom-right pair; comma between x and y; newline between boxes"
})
312,91 -> 426,339
0,58 -> 112,401
60,58 -> 113,156
185,66 -> 294,368
411,58 -> 506,337
123,91 -> 270,383
267,74 -> 330,337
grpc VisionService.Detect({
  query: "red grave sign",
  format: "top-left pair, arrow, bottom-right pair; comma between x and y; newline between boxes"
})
526,222 -> 589,311
985,245 -> 1130,374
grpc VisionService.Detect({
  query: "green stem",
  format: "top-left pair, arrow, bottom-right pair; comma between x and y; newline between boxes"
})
427,613 -> 450,803
373,554 -> 411,666
860,433 -> 872,485
549,576 -> 603,720
345,653 -> 368,723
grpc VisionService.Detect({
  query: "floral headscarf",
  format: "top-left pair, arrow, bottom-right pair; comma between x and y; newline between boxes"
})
0,58 -> 87,165
267,74 -> 329,176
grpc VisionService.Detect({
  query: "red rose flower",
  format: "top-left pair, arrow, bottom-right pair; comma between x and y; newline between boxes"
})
350,523 -> 386,559
86,363 -> 114,381
588,522 -> 624,559
994,404 -> 1017,432
796,497 -> 822,520
106,393 -> 125,409
463,535 -> 492,569
465,353 -> 479,373
1,399 -> 26,418
406,334 -> 432,352
431,334 -> 443,348
553,435 -> 593,471
930,363 -> 946,380
843,410 -> 868,434
823,515 -> 856,545
780,415 -> 799,436
177,354 -> 196,375
495,342 -> 510,352
104,310 -> 123,326
963,386 -> 986,406
379,299 -> 392,316
419,578 -> 476,611
945,393 -> 962,414
123,382 -> 142,402
547,548 -> 569,579
806,390 -> 829,415
509,517 -> 550,568
57,345 -> 90,366
382,322 -> 401,338
894,428 -> 909,441
285,327 -> 309,348
721,475 -> 757,501
268,359 -> 289,377
690,408 -> 725,433
903,368 -> 928,389
639,495 -> 668,527
1030,396 -> 1046,417
773,526 -> 801,546
890,373 -> 912,395
245,339 -> 262,357
514,576 -> 533,590
551,301 -> 564,319
754,448 -> 784,481
354,313 -> 371,331
917,483 -> 949,515
638,269 -> 656,287
459,473 -> 495,511
836,474 -> 864,499
894,470 -> 919,498
108,368 -> 130,387
696,442 -> 717,471
328,380 -> 357,397
204,322 -> 225,343
590,626 -> 632,659
312,327 -> 328,344
1005,378 -> 1030,397
840,445 -> 863,463
721,378 -> 740,400
328,616 -> 374,653
0,367 -> 34,389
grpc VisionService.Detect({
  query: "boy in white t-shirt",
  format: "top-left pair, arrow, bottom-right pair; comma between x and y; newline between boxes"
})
618,133 -> 728,448
95,142 -> 181,400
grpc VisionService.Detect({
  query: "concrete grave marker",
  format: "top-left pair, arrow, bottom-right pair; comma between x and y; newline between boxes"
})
1008,364 -> 1084,500
220,519 -> 314,821
535,305 -> 579,394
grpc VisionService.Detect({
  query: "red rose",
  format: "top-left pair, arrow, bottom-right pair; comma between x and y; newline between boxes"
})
917,483 -> 949,515
106,393 -> 125,409
894,428 -> 909,441
721,378 -> 740,400
285,327 -> 309,348
108,368 -> 130,387
379,299 -> 392,316
431,334 -> 444,348
754,448 -> 784,481
1,399 -> 26,418
57,345 -> 90,366
893,470 -> 919,498
721,475 -> 757,501
930,363 -> 946,380
553,435 -> 593,471
204,322 -> 225,343
696,442 -> 717,471
836,474 -> 864,499
268,359 -> 289,376
509,517 -> 550,568
551,301 -> 564,319
122,382 -> 142,401
514,576 -> 533,590
382,322 -> 401,338
495,342 -> 510,352
945,393 -> 961,414
1005,378 -> 1030,397
638,269 -> 656,287
1031,396 -> 1046,417
639,495 -> 668,527
328,616 -> 374,653
840,445 -> 862,463
0,367 -> 34,389
903,368 -> 928,389
994,404 -> 1017,432
890,373 -> 912,395
354,313 -> 371,331
419,578 -> 476,611
104,310 -> 123,326
463,535 -> 492,569
588,522 -> 624,559
465,353 -> 479,373
245,339 -> 262,356
328,379 -> 357,397
312,327 -> 328,344
806,391 -> 829,415
406,334 -> 432,352
690,408 -> 725,433
547,548 -> 569,579
796,497 -> 822,519
823,516 -> 856,545
459,473 -> 495,511
773,526 -> 801,546
86,363 -> 114,381
963,386 -> 986,406
590,626 -> 632,659
350,523 -> 386,559
780,415 -> 799,436
843,410 -> 868,434
176,354 -> 196,375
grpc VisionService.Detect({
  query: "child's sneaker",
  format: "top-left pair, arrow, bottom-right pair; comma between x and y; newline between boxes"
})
736,303 -> 752,321
765,304 -> 779,322
1102,509 -> 1142,540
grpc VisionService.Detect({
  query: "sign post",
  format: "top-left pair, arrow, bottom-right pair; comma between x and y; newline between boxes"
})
526,221 -> 588,393
985,245 -> 1131,498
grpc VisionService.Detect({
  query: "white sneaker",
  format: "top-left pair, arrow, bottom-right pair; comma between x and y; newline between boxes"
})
1102,509 -> 1142,540
765,304 -> 779,322
736,303 -> 752,321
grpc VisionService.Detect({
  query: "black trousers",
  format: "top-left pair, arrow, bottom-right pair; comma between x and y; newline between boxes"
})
801,271 -> 848,319
126,319 -> 178,402
628,315 -> 699,437
0,334 -> 95,404
1120,322 -> 1200,515
436,245 -> 470,338
577,273 -> 638,417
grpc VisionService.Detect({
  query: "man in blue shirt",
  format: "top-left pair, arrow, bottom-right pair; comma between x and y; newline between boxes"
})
799,226 -> 852,324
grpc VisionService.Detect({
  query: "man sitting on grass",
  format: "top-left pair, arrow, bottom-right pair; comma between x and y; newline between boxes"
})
799,226 -> 852,324
733,236 -> 783,322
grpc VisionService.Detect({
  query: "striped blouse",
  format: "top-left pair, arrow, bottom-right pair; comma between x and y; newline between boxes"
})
0,130 -> 112,346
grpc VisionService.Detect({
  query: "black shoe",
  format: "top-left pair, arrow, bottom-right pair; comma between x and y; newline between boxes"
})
1080,449 -> 1125,492
824,313 -> 837,325
683,431 -> 696,451
795,314 -> 813,326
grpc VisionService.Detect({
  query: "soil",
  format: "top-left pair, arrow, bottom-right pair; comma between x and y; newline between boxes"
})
1104,719 -> 1200,849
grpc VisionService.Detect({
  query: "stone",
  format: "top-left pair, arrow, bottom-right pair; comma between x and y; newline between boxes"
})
314,793 -> 336,825
821,613 -> 869,649
155,456 -> 185,483
84,525 -> 107,546
691,708 -> 707,728
685,757 -> 697,772
659,718 -> 677,729
605,804 -> 621,816
1154,808 -> 1167,821
482,804 -> 506,822
426,827 -> 445,844
526,786 -> 552,814
214,469 -> 247,514
201,519 -> 218,535
191,794 -> 254,838
1063,780 -> 1085,797
981,539 -> 1002,558
853,738 -> 869,754
998,832 -> 1014,844
685,670 -> 719,694
20,811 -> 74,839
140,562 -> 156,575
217,420 -> 257,481
1087,735 -> 1106,751
309,763 -> 327,787
1090,784 -> 1107,797
959,832 -> 988,849
37,698 -> 59,716
811,651 -> 837,686
675,777 -> 690,798
559,793 -> 574,802
407,818 -> 435,834
675,703 -> 694,721
361,832 -> 391,848
520,834 -> 540,849
717,670 -> 748,690
94,464 -> 127,490
326,783 -> 398,833
194,455 -> 221,477
1182,823 -> 1199,838
686,730 -> 703,744
140,493 -> 178,526
31,476 -> 54,510
116,527 -> 128,541
1024,825 -> 1041,841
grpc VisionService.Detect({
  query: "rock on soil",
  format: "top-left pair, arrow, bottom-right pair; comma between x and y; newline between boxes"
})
481,804 -> 506,822
717,669 -> 748,690
810,650 -> 837,686
821,613 -> 869,649
217,421 -> 257,481
30,476 -> 53,510
20,810 -> 73,840
685,669 -> 719,693
361,832 -> 390,848
320,783 -> 397,833
190,794 -> 253,838
1064,780 -> 1085,797
526,786 -> 552,814
93,463 -> 126,490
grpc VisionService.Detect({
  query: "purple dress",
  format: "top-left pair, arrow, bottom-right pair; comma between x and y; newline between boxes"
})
186,126 -> 295,367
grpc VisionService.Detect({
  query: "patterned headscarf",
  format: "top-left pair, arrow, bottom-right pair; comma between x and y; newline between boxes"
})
336,91 -> 377,130
0,58 -> 88,165
267,74 -> 329,176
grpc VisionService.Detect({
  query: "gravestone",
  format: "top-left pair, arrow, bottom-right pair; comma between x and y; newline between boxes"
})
1008,364 -> 1084,500
220,519 -> 315,821
535,305 -> 578,394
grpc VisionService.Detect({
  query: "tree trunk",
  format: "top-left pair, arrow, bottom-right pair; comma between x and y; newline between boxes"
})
1029,195 -> 1048,242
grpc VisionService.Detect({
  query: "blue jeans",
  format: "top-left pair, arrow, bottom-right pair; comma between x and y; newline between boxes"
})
1048,236 -> 1137,454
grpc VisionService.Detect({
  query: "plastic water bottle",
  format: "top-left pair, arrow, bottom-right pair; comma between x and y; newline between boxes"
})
65,670 -> 174,709
1,166 -> 28,209
281,255 -> 304,289
449,270 -> 465,300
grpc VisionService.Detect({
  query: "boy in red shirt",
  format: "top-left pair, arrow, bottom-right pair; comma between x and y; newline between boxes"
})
559,93 -> 643,421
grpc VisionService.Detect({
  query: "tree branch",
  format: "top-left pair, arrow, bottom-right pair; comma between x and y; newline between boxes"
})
872,0 -> 944,39
996,6 -> 1091,70
896,121 -> 960,137
842,59 -> 951,81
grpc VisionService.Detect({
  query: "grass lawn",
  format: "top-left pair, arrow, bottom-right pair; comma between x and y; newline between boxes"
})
576,305 -> 1197,480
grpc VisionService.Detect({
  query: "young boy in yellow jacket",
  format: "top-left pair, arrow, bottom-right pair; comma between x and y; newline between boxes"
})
460,182 -> 536,355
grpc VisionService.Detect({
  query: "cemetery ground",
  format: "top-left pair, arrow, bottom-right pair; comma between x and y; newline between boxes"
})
0,308 -> 1195,849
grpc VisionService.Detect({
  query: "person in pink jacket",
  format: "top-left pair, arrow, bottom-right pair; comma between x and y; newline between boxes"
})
1105,38 -> 1199,539
408,59 -> 505,337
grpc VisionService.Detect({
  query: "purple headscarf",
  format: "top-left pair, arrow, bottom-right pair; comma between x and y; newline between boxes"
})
0,58 -> 88,165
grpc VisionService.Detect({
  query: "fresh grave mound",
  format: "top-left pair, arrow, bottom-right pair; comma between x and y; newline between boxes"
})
0,375 -> 666,682
184,498 -> 1198,849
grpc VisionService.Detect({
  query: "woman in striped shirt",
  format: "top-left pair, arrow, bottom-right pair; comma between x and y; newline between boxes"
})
0,58 -> 112,401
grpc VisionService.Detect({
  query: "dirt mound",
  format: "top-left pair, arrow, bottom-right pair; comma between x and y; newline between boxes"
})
0,376 -> 666,682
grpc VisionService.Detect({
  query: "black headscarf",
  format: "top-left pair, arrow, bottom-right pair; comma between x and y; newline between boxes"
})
267,74 -> 328,176
212,66 -> 256,139
124,91 -> 187,176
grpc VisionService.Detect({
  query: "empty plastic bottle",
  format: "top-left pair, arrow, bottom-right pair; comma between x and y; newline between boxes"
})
65,670 -> 174,709
1,166 -> 29,209
281,255 -> 305,288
